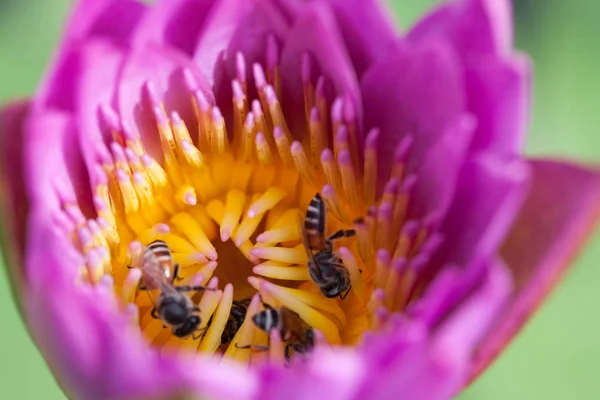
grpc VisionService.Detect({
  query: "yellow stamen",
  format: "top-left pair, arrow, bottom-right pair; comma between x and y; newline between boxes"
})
338,247 -> 367,304
274,128 -> 294,167
172,252 -> 208,267
170,213 -> 218,260
255,132 -> 274,166
338,151 -> 360,213
121,268 -> 142,304
247,187 -> 286,218
363,129 -> 379,206
250,243 -> 307,264
256,224 -> 301,244
234,210 -> 266,247
175,185 -> 197,206
211,108 -> 229,154
291,141 -> 319,188
252,264 -> 310,280
198,283 -> 233,354
221,189 -> 246,241
181,277 -> 221,351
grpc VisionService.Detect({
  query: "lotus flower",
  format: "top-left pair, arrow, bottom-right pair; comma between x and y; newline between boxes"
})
1,0 -> 598,398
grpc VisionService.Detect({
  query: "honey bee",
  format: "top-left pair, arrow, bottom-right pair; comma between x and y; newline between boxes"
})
303,193 -> 356,299
137,240 -> 213,339
237,298 -> 314,362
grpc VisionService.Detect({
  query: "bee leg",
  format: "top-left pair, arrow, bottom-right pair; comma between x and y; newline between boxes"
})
284,343 -> 293,363
235,343 -> 269,352
326,229 -> 356,242
151,307 -> 159,319
174,285 -> 217,293
340,285 -> 352,300
172,263 -> 183,284
137,281 -> 148,291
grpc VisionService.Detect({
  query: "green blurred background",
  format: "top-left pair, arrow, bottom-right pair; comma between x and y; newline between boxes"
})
0,0 -> 598,398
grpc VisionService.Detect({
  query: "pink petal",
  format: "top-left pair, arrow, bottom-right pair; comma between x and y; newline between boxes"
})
37,39 -> 127,176
427,153 -> 530,277
37,0 -> 145,104
470,159 -> 600,381
409,0 -> 528,156
132,0 -> 217,56
62,0 -> 146,45
409,113 -> 475,221
465,53 -> 531,154
24,108 -> 94,217
256,349 -> 365,400
409,0 -> 513,58
360,37 -> 465,193
0,101 -> 31,298
318,0 -> 398,77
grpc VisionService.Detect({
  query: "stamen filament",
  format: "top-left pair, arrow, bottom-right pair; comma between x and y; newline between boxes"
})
250,244 -> 307,264
252,264 -> 310,280
221,189 -> 246,241
170,213 -> 218,260
198,283 -> 233,354
247,187 -> 286,218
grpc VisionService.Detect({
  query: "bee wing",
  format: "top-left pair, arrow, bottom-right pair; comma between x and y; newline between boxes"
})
299,213 -> 323,279
141,251 -> 173,307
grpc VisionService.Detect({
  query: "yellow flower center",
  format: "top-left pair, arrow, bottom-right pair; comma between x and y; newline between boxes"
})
65,54 -> 435,365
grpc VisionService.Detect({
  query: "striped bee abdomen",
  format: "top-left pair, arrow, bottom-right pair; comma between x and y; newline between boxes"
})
145,240 -> 172,263
304,193 -> 326,250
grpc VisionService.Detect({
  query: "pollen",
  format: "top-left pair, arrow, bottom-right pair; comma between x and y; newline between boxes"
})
56,46 -> 442,367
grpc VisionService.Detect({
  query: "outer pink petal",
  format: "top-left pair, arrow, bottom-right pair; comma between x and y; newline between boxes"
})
465,53 -> 531,153
408,0 -> 513,58
61,0 -> 146,45
409,0 -> 527,155
37,0 -> 146,106
427,153 -> 530,276
469,159 -> 600,381
318,0 -> 398,77
23,108 -> 89,212
360,37 -> 465,193
36,38 -> 127,180
256,349 -> 365,400
0,101 -> 31,304
408,113 -> 475,222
